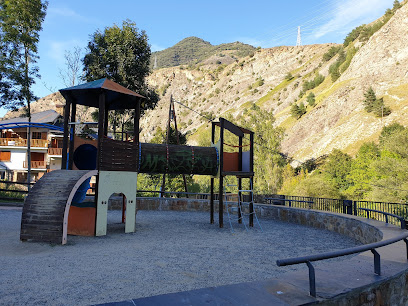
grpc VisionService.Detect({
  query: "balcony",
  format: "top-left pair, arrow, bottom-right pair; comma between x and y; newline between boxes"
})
23,161 -> 47,169
48,147 -> 62,155
0,138 -> 48,148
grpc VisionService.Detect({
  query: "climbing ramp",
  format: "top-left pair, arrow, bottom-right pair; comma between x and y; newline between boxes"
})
20,169 -> 97,245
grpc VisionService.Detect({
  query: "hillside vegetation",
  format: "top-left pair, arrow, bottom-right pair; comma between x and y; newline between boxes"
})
4,1 -> 408,202
151,36 -> 255,69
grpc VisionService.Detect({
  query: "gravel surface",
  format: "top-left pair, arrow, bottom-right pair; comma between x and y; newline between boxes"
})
0,207 -> 361,305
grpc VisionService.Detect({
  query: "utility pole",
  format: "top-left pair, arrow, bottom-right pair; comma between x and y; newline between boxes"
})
161,95 -> 189,197
296,26 -> 302,46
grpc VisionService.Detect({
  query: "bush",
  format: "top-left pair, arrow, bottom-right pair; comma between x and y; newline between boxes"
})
291,102 -> 306,119
307,92 -> 315,106
363,87 -> 391,117
322,46 -> 342,61
285,72 -> 294,81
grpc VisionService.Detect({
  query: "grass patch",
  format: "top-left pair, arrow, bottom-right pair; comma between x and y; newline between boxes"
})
315,79 -> 352,105
387,83 -> 408,98
256,78 -> 294,107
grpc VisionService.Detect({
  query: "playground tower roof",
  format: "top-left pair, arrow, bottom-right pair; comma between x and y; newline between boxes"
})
59,78 -> 145,110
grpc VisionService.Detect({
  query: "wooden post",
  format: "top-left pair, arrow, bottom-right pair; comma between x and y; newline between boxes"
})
97,91 -> 105,171
103,107 -> 109,137
210,122 -> 216,224
134,100 -> 140,171
61,100 -> 71,170
238,135 -> 243,223
249,131 -> 254,227
68,102 -> 76,170
249,177 -> 254,227
95,91 -> 105,225
219,119 -> 224,228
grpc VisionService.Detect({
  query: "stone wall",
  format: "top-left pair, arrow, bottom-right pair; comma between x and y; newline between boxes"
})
257,204 -> 383,244
134,197 -> 407,305
135,197 -> 382,244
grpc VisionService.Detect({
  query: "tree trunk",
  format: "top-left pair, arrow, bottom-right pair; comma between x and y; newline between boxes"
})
25,47 -> 32,191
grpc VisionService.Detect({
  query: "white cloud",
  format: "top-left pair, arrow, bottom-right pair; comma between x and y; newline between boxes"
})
47,40 -> 83,65
313,0 -> 391,39
48,7 -> 86,21
47,6 -> 99,24
151,43 -> 166,52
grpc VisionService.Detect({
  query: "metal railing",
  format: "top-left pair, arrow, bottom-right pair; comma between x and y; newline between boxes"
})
263,195 -> 408,226
359,208 -> 407,229
0,138 -> 48,147
0,180 -> 33,203
277,232 -> 408,297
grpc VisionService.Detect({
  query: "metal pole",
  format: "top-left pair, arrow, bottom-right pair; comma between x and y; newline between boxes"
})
371,249 -> 381,275
219,119 -> 224,228
306,261 -> 316,297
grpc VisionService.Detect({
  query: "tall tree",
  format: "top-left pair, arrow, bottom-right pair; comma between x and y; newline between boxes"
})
0,0 -> 48,188
59,46 -> 83,87
83,20 -> 159,139
83,19 -> 158,113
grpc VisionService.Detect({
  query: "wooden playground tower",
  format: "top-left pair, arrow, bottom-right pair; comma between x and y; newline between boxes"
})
20,79 -> 257,244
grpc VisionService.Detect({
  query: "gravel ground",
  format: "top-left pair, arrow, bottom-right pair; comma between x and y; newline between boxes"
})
0,207 -> 361,305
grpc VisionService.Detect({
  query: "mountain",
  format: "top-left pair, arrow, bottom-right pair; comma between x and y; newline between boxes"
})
3,1 -> 408,167
142,1 -> 408,164
151,36 -> 256,69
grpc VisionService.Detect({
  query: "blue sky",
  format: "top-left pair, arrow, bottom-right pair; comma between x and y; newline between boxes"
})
0,0 -> 395,116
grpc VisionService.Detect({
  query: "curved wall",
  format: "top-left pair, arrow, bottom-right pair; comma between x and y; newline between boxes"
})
136,197 -> 408,305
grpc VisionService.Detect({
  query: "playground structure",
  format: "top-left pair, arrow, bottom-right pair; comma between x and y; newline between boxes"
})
20,78 -> 257,244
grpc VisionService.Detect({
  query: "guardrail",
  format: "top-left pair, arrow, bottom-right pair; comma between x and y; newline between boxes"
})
359,208 -> 407,230
276,232 -> 408,297
265,197 -> 314,208
0,180 -> 33,203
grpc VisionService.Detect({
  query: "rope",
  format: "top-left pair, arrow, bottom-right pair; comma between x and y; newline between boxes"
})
166,145 -> 169,173
138,143 -> 142,172
191,147 -> 195,174
223,142 -> 250,148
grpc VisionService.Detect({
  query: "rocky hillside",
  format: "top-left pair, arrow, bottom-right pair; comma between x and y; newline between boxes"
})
3,1 -> 407,166
142,1 -> 408,164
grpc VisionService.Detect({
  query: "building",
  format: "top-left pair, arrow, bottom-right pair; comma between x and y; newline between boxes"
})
0,110 -> 64,182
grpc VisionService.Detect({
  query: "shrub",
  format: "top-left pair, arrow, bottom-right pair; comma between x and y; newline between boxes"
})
322,46 -> 342,61
363,87 -> 391,117
307,92 -> 315,106
285,72 -> 294,81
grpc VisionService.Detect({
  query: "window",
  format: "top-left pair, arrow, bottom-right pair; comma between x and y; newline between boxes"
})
32,132 -> 42,139
0,151 -> 11,161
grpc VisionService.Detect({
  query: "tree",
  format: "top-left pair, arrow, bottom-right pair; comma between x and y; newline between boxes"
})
379,122 -> 405,146
307,92 -> 315,107
323,149 -> 352,191
345,142 -> 380,199
83,19 -> 159,121
363,87 -> 377,112
0,0 -> 48,188
291,102 -> 306,119
59,46 -> 83,87
363,87 -> 391,117
392,0 -> 402,12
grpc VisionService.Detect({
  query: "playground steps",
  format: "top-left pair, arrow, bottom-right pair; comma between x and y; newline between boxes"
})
20,170 -> 96,244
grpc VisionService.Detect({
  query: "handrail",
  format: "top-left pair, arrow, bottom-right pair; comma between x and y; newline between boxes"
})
264,197 -> 314,207
359,207 -> 407,229
277,232 -> 408,297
